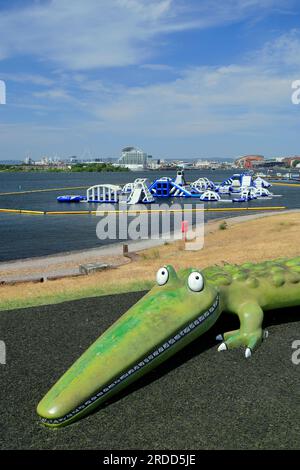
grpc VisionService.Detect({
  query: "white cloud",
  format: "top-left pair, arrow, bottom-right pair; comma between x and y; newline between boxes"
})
0,0 -> 175,69
0,0 -> 294,70
0,73 -> 54,86
257,29 -> 300,68
83,67 -> 292,137
140,64 -> 175,71
7,28 -> 299,146
33,88 -> 73,100
73,30 -> 300,138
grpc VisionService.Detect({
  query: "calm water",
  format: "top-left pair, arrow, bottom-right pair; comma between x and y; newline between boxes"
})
0,170 -> 299,261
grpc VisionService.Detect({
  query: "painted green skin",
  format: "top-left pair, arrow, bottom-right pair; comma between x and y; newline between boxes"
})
37,256 -> 300,427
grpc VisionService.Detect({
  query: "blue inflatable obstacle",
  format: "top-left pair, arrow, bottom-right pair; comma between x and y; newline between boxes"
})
200,190 -> 221,202
149,177 -> 199,198
57,195 -> 86,203
217,173 -> 253,194
232,187 -> 257,203
149,172 -> 215,198
149,178 -> 202,198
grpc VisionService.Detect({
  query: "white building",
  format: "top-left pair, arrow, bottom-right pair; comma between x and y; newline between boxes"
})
118,146 -> 148,170
147,158 -> 161,170
24,156 -> 34,165
195,160 -> 212,168
36,156 -> 50,165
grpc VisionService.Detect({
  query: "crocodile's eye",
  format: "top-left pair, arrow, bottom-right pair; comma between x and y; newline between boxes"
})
156,267 -> 169,286
188,272 -> 204,292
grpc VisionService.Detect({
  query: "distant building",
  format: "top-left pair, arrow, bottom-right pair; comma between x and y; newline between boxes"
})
283,156 -> 300,167
85,158 -> 106,164
118,146 -> 148,170
195,160 -> 212,169
36,156 -> 50,165
177,161 -> 194,169
235,155 -> 264,169
259,160 -> 286,168
147,157 -> 161,170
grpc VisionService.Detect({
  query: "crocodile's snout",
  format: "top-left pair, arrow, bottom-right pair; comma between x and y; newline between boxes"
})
37,265 -> 221,427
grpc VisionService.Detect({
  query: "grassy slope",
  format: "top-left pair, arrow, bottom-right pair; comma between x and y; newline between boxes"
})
0,212 -> 299,311
0,279 -> 154,311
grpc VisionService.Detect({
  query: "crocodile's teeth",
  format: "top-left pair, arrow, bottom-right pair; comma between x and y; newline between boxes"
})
218,342 -> 227,352
245,348 -> 252,358
216,334 -> 223,342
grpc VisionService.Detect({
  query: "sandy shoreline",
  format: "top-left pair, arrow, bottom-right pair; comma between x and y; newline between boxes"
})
0,208 -> 299,283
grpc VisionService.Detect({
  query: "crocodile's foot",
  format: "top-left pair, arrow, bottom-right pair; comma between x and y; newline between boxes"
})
216,328 -> 268,358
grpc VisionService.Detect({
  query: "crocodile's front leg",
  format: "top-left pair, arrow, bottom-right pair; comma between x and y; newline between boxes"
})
216,302 -> 267,358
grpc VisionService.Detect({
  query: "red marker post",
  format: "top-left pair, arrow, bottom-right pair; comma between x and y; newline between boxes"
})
181,220 -> 188,242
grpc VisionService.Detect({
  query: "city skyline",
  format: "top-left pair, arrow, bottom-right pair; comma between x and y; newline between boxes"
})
1,0 -> 300,160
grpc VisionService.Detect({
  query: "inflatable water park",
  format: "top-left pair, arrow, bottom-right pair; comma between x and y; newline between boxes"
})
57,171 -> 280,205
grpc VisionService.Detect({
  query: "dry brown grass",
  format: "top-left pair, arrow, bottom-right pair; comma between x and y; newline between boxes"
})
1,212 -> 299,310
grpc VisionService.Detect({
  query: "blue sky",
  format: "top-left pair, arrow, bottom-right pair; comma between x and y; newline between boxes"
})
0,0 -> 300,160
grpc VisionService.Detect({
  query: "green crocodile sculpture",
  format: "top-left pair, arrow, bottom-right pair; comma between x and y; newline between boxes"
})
37,256 -> 300,427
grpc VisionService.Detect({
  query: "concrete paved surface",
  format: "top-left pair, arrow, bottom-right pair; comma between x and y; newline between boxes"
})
0,291 -> 299,450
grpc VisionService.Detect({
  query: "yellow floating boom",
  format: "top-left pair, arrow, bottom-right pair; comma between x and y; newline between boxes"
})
0,186 -> 89,196
272,182 -> 300,187
0,208 -> 44,214
0,206 -> 286,215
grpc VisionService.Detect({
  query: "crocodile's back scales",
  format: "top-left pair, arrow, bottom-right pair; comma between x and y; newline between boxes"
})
203,256 -> 300,286
202,256 -> 300,312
